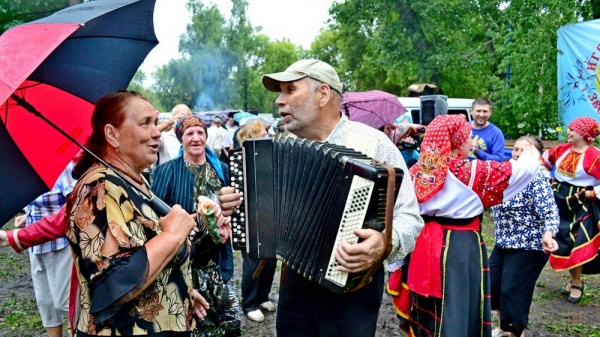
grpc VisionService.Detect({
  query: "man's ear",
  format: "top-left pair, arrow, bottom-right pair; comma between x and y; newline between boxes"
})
317,83 -> 332,108
104,124 -> 120,149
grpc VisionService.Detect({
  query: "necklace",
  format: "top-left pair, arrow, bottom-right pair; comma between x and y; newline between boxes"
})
105,161 -> 144,185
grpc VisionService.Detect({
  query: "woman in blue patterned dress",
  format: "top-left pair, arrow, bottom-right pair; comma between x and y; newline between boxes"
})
490,136 -> 559,337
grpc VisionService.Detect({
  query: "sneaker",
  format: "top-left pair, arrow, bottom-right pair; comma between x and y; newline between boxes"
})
492,327 -> 510,337
259,301 -> 276,312
246,309 -> 265,323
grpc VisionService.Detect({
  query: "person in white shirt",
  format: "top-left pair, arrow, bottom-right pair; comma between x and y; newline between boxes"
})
156,104 -> 192,166
207,116 -> 233,161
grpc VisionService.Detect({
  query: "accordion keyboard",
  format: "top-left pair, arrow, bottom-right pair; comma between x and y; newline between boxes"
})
229,151 -> 246,250
324,175 -> 375,286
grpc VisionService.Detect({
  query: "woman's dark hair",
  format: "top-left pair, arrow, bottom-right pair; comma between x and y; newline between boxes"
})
73,90 -> 149,179
517,135 -> 544,153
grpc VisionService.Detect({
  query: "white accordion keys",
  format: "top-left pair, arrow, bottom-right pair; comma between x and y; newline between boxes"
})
230,151 -> 246,249
325,175 -> 375,287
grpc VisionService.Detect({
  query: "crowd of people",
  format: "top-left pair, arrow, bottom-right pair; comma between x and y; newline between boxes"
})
0,58 -> 598,337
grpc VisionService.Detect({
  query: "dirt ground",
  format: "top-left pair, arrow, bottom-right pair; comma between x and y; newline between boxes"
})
1,213 -> 599,337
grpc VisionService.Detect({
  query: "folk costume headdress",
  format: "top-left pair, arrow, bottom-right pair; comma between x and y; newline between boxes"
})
175,115 -> 205,143
569,117 -> 600,143
409,114 -> 471,203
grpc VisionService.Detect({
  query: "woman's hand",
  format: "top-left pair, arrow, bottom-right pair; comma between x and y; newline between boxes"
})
218,186 -> 241,217
213,204 -> 231,244
542,231 -> 558,254
0,230 -> 8,248
13,215 -> 26,229
160,205 -> 196,242
520,142 -> 541,159
192,289 -> 209,319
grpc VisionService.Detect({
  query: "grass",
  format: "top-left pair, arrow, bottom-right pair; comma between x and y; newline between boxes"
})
0,252 -> 26,278
545,321 -> 600,336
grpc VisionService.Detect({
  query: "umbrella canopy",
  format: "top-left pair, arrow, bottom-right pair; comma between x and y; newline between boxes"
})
341,90 -> 407,130
0,0 -> 158,227
233,111 -> 257,122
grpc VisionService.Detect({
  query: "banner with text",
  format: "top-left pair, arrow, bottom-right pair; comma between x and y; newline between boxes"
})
558,19 -> 600,126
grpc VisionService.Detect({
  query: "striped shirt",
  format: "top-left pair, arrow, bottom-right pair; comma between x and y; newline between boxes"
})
24,161 -> 76,254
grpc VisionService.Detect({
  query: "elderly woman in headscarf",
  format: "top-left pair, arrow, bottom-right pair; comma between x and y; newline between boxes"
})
152,115 -> 241,336
541,116 -> 600,304
387,114 -> 540,337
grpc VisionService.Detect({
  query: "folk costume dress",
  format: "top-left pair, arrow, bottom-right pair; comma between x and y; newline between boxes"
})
542,141 -> 600,274
389,114 -> 538,337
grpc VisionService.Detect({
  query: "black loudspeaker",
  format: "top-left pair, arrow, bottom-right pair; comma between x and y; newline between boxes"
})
411,109 -> 420,125
420,95 -> 448,126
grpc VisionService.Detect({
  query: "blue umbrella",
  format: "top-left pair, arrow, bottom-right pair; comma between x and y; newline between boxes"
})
233,111 -> 257,122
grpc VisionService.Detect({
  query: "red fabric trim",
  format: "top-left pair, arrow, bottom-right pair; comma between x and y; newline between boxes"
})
69,265 -> 78,336
6,229 -> 22,252
549,233 -> 600,271
408,218 -> 480,298
387,269 -> 411,319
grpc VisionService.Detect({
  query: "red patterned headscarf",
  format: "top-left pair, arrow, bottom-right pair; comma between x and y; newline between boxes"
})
175,115 -> 205,143
569,117 -> 600,143
410,114 -> 471,202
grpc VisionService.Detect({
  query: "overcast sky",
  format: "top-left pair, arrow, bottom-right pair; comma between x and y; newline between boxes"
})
139,0 -> 336,76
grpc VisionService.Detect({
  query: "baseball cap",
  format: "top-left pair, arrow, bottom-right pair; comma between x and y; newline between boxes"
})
262,59 -> 342,94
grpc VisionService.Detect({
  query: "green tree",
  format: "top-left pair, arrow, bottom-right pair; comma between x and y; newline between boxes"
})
151,0 -> 303,115
490,0 -> 593,138
0,0 -> 71,33
152,1 -> 239,112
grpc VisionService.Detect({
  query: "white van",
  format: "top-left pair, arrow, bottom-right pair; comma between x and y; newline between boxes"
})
396,96 -> 474,125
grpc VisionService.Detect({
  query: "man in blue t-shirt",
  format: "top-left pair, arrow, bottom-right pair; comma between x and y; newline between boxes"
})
469,97 -> 505,161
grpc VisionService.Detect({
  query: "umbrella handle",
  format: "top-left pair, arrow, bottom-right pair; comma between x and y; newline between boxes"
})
147,195 -> 171,217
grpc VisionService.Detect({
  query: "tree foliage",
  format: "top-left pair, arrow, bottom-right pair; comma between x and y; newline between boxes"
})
315,0 -> 597,138
6,0 -> 598,138
0,0 -> 72,33
150,0 -> 303,115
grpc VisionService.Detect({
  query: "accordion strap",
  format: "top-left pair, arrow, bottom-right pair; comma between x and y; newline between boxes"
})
355,163 -> 395,291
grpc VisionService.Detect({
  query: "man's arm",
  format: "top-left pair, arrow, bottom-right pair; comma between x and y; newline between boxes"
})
475,127 -> 506,161
335,139 -> 424,273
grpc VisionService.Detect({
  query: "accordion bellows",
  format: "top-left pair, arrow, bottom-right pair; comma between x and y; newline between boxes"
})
229,137 -> 403,294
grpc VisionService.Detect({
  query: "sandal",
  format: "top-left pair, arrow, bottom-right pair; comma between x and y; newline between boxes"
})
560,281 -> 572,296
567,281 -> 584,304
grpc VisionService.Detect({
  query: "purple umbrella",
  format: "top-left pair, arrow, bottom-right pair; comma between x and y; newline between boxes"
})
341,90 -> 407,129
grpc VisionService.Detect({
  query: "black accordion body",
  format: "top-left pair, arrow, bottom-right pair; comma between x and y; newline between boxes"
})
229,137 -> 403,294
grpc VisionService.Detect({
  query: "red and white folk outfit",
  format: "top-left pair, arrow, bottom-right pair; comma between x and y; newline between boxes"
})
388,115 -> 538,337
542,127 -> 600,274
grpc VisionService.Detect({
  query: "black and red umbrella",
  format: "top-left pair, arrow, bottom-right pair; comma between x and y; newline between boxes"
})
0,0 -> 160,227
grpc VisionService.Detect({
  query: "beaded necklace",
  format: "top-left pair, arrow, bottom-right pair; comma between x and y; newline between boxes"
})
105,161 -> 144,185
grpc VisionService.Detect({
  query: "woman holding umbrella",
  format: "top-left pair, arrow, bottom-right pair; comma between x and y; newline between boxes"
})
152,115 -> 242,337
65,90 -> 238,336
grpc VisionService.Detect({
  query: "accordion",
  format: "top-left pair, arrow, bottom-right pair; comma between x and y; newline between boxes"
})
229,137 -> 403,294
